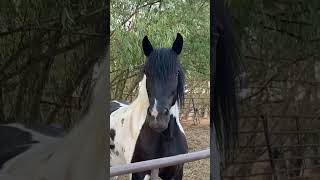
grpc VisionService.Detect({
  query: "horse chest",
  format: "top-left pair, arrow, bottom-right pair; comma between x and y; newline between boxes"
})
110,128 -> 136,165
110,119 -> 141,165
132,122 -> 187,163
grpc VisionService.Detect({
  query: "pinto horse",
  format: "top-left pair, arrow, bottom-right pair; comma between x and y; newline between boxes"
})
110,33 -> 187,180
0,58 -> 108,180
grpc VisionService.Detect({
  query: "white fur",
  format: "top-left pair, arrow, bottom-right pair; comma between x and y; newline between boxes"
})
169,101 -> 185,134
110,75 -> 149,166
0,60 -> 107,180
143,174 -> 150,180
151,99 -> 158,118
110,77 -> 186,166
110,75 -> 186,180
128,174 -> 150,180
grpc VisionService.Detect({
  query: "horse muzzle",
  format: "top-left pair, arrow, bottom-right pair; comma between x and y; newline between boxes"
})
146,114 -> 170,132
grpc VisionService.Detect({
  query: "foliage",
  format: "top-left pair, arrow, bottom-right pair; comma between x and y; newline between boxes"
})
110,0 -> 210,100
0,0 -> 106,128
225,0 -> 320,177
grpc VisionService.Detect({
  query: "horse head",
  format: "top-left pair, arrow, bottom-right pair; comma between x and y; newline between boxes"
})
142,33 -> 185,132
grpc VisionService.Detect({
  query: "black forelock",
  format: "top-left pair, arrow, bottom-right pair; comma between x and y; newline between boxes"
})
144,48 -> 185,107
145,48 -> 181,79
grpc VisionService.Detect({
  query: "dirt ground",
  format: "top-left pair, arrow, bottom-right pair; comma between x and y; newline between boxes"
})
117,118 -> 210,180
182,118 -> 210,180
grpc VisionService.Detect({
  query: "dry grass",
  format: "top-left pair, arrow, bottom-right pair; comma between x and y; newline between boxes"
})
183,121 -> 210,180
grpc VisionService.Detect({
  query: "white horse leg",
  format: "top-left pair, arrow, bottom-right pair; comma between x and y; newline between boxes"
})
110,176 -> 118,180
128,173 -> 150,180
143,174 -> 150,180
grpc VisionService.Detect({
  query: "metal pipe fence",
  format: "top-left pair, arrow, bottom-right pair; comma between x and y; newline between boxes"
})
110,149 -> 210,179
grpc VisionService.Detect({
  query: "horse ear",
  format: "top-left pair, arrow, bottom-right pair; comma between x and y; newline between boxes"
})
172,33 -> 183,55
142,35 -> 153,56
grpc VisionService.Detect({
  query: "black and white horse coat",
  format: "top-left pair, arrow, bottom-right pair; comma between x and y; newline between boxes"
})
0,59 -> 107,180
109,75 -> 150,166
110,33 -> 188,180
110,75 -> 187,180
0,123 -> 63,169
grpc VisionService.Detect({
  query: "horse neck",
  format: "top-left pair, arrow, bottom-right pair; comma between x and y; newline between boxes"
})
58,65 -> 107,179
127,76 -> 149,140
66,69 -> 106,148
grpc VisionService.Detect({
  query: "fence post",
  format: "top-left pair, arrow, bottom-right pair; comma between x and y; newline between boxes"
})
150,168 -> 159,180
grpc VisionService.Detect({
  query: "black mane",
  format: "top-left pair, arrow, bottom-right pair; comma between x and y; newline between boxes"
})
212,0 -> 240,165
144,48 -> 185,107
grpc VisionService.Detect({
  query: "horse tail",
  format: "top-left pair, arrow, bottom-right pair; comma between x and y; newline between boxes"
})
211,0 -> 240,165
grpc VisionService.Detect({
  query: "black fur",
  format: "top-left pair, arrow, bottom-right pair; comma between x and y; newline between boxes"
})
110,129 -> 116,141
110,101 -> 128,113
111,33 -> 188,179
0,124 -> 64,168
142,36 -> 154,56
143,34 -> 185,108
131,116 -> 188,180
171,33 -> 183,55
136,34 -> 187,179
211,0 -> 240,164
0,126 -> 37,167
112,102 -> 188,180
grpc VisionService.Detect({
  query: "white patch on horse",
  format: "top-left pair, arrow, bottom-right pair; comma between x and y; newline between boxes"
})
170,101 -> 185,134
127,173 -> 150,180
151,99 -> 158,118
110,75 -> 149,166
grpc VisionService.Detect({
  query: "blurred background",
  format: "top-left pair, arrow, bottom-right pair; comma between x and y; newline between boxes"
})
224,0 -> 320,179
0,1 -> 106,128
